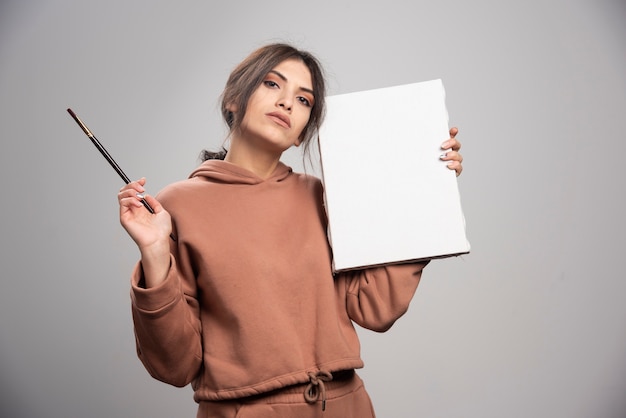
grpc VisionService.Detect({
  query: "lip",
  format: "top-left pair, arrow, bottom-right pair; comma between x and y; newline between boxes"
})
266,112 -> 291,128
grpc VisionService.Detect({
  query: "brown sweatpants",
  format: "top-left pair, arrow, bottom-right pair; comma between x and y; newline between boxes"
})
196,371 -> 376,418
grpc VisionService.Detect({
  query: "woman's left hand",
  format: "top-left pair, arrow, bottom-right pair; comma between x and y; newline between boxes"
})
440,127 -> 463,176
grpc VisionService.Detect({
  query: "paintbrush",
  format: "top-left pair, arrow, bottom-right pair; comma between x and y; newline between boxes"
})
67,108 -> 176,241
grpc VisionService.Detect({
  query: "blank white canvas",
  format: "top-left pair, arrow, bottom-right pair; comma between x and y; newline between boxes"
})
319,79 -> 470,272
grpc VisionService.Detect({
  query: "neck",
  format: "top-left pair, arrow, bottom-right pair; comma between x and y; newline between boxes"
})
224,136 -> 283,179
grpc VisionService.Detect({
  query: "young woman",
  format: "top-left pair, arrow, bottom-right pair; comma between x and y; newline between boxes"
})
118,43 -> 463,418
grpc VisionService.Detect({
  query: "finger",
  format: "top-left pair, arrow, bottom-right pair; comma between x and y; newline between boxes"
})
441,138 -> 462,151
446,160 -> 463,176
449,126 -> 459,138
118,179 -> 150,206
119,196 -> 146,212
119,177 -> 147,194
440,150 -> 463,162
118,188 -> 147,205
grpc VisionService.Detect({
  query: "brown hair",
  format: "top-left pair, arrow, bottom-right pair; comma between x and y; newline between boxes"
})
202,43 -> 326,161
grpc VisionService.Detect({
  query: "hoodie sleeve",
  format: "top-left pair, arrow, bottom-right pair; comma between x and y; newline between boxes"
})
338,261 -> 429,332
129,236 -> 203,388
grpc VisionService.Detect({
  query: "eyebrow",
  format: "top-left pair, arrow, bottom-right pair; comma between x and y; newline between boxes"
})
269,70 -> 315,98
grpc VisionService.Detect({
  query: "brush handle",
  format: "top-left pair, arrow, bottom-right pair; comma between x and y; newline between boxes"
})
66,108 -> 167,223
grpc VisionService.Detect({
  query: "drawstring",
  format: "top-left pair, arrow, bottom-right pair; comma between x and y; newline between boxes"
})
304,370 -> 333,411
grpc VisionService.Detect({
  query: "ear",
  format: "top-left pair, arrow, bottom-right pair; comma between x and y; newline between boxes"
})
225,102 -> 238,112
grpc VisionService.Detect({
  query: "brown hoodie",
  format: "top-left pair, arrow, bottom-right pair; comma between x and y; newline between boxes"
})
130,160 -> 427,402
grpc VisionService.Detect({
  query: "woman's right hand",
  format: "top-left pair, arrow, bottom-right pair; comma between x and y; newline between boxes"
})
118,178 -> 172,250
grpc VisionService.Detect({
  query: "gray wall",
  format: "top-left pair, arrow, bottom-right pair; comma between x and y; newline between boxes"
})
1,1 -> 625,417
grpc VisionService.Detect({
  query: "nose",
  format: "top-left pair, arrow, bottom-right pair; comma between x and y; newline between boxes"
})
278,94 -> 293,112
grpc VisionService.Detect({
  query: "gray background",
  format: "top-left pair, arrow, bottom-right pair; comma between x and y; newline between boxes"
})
1,1 -> 625,417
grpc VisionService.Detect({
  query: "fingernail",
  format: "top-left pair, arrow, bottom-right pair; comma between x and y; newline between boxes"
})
440,152 -> 448,159
136,192 -> 145,199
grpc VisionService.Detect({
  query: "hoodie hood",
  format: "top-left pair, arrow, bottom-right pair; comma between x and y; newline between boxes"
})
189,160 -> 293,185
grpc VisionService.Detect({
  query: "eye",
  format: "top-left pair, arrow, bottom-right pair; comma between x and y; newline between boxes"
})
264,80 -> 279,88
297,96 -> 312,107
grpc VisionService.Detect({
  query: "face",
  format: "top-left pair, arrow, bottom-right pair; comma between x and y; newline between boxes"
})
235,59 -> 315,154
